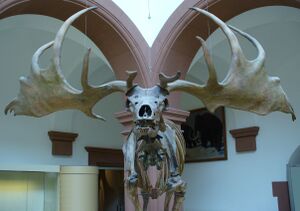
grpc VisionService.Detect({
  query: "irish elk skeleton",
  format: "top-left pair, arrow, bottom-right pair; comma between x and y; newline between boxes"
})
5,7 -> 295,211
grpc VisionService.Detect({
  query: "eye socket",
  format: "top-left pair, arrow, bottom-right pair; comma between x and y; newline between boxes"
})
125,99 -> 131,108
135,102 -> 138,105
163,99 -> 169,107
154,101 -> 158,104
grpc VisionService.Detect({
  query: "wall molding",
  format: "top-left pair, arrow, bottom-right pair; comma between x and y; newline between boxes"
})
85,146 -> 123,168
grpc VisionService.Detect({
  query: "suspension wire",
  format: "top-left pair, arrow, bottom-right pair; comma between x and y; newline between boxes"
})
82,0 -> 89,88
84,0 -> 88,50
148,0 -> 153,82
205,0 -> 212,60
148,0 -> 151,19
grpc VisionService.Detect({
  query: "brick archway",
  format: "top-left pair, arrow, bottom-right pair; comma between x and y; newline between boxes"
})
150,0 -> 300,106
2,0 -> 300,92
1,1 -> 300,210
0,0 -> 151,86
151,0 -> 300,83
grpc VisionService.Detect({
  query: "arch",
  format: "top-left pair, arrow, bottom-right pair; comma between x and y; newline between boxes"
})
0,0 -> 151,86
1,0 -> 300,96
151,0 -> 300,85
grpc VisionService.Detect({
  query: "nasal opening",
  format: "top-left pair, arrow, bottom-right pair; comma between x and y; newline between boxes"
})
139,105 -> 152,117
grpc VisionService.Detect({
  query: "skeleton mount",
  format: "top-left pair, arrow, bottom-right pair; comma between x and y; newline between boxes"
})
5,6 -> 295,211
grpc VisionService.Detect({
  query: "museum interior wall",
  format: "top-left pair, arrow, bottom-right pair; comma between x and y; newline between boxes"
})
181,6 -> 300,211
0,1 -> 299,211
0,15 -> 124,166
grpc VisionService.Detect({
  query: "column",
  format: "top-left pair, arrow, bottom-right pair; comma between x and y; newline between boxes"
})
59,166 -> 98,211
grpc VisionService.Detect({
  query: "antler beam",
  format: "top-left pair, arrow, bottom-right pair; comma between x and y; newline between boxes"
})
4,7 -> 135,121
163,7 -> 296,121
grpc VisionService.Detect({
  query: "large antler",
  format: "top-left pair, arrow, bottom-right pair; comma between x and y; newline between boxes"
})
160,7 -> 296,121
5,7 -> 136,121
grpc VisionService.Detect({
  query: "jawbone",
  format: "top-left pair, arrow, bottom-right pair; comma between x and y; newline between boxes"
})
133,120 -> 160,138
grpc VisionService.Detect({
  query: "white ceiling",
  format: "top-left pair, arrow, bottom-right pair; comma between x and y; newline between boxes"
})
112,0 -> 183,46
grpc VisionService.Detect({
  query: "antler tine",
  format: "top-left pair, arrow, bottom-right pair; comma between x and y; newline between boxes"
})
192,7 -> 252,84
195,36 -> 219,87
31,41 -> 54,73
192,7 -> 245,62
159,72 -> 181,89
126,70 -> 138,89
53,6 -> 97,78
81,48 -> 92,90
228,25 -> 266,66
192,8 -> 266,84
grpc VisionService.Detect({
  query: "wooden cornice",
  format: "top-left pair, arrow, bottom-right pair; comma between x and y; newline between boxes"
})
85,147 -> 123,168
230,127 -> 259,152
48,131 -> 78,156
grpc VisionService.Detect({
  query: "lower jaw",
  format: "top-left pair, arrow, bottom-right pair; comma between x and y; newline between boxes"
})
134,127 -> 158,138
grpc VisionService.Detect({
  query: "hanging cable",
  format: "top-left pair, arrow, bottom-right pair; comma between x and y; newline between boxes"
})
84,0 -> 88,50
148,0 -> 151,19
205,0 -> 212,59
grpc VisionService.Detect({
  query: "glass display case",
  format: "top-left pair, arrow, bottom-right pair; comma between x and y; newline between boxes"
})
287,145 -> 300,211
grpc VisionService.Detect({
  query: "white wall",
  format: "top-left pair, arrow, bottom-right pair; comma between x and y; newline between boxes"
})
181,6 -> 300,211
1,4 -> 300,211
0,15 -> 124,166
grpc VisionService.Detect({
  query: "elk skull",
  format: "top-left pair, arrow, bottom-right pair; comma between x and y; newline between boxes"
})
126,86 -> 166,137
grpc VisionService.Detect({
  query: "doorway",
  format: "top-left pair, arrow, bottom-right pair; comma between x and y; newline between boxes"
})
99,169 -> 124,211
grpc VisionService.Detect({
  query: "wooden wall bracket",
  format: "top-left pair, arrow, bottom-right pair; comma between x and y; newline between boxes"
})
85,147 -> 123,168
230,126 -> 259,152
48,131 -> 78,156
272,181 -> 291,211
